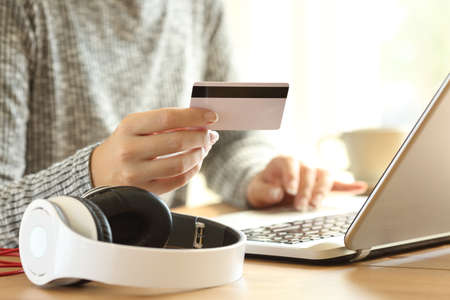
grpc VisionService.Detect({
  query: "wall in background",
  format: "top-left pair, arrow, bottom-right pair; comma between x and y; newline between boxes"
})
188,0 -> 450,205
224,0 -> 450,167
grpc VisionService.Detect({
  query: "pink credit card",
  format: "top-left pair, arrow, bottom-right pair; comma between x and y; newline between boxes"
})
190,82 -> 289,130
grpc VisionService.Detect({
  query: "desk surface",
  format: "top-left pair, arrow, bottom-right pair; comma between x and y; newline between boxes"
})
1,204 -> 450,300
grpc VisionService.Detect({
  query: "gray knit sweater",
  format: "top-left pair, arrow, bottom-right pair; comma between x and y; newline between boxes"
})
0,0 -> 275,247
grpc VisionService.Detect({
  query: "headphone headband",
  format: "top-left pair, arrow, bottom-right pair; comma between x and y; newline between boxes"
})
19,196 -> 245,290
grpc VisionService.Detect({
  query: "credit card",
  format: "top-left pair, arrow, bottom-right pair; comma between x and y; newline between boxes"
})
190,82 -> 289,130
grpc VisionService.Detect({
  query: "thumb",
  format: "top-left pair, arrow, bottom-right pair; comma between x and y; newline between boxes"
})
247,173 -> 285,208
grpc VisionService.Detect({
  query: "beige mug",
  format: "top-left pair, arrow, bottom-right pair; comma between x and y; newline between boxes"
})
320,128 -> 406,188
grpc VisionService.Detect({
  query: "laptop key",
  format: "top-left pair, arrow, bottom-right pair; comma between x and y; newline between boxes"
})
272,226 -> 300,233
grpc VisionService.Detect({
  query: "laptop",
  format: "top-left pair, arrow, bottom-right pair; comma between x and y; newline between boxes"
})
214,73 -> 450,262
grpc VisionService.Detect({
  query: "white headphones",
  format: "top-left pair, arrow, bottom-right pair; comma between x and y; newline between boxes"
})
18,186 -> 246,290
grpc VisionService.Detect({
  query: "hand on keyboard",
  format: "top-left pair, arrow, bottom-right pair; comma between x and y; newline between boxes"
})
246,156 -> 367,211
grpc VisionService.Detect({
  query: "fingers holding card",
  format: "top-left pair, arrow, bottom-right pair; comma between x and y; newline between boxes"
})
190,82 -> 289,130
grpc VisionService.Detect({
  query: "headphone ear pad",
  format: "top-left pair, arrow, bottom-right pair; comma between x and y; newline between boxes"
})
84,186 -> 172,248
75,197 -> 113,243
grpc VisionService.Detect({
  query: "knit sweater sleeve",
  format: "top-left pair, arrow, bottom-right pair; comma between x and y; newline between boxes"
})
0,1 -> 95,247
200,1 -> 278,208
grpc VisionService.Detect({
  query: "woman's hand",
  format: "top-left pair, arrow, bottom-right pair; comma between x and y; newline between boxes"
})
247,156 -> 367,210
90,108 -> 219,195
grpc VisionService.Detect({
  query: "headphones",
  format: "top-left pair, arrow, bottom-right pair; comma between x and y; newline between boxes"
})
19,186 -> 245,290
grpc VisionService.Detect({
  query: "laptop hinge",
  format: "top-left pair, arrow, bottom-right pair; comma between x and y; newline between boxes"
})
350,249 -> 371,262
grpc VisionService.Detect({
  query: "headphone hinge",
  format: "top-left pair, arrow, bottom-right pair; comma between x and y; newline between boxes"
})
193,221 -> 205,249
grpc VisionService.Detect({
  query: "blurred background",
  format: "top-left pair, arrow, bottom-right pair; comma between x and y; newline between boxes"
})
188,0 -> 450,205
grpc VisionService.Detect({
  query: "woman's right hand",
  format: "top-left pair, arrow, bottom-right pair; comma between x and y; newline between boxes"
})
90,107 -> 219,195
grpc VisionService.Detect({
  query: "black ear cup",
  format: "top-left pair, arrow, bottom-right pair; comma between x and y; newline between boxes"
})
75,197 -> 113,243
83,186 -> 172,248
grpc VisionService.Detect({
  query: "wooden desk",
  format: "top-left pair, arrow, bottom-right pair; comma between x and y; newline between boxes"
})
1,204 -> 449,300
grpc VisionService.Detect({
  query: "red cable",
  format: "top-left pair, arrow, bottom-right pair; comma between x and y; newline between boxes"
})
0,248 -> 23,277
0,248 -> 20,256
0,270 -> 24,277
0,260 -> 21,265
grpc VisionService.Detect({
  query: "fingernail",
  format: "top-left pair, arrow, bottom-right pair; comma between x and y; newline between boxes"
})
209,131 -> 219,144
286,180 -> 297,195
204,111 -> 219,123
200,147 -> 207,158
296,205 -> 309,212
311,194 -> 324,207
270,188 -> 283,201
205,143 -> 212,153
295,197 -> 308,211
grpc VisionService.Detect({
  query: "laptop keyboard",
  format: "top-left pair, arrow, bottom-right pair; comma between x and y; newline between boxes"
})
241,212 -> 356,244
